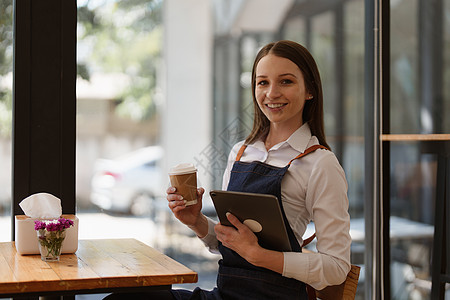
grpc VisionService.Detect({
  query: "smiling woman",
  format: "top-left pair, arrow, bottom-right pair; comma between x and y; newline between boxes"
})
254,54 -> 311,148
246,41 -> 329,151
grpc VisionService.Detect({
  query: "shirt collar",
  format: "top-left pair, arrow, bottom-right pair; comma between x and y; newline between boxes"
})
286,123 -> 312,153
250,123 -> 312,153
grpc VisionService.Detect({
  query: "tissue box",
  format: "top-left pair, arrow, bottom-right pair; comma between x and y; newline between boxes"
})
15,214 -> 79,255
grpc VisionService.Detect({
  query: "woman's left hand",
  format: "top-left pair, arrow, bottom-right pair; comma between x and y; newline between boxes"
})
215,212 -> 284,273
214,212 -> 260,259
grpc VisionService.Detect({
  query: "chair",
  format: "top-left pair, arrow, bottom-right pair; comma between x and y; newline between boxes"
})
301,236 -> 361,300
306,264 -> 361,300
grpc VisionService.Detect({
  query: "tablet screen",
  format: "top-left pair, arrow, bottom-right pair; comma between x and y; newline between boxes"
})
210,190 -> 292,252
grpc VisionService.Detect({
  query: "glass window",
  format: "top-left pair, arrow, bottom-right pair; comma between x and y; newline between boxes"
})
389,142 -> 437,299
391,0 -> 419,134
389,0 -> 450,298
76,0 -> 164,241
311,11 -> 337,143
0,0 -> 13,242
343,0 -> 365,220
283,17 -> 307,44
77,0 -> 222,292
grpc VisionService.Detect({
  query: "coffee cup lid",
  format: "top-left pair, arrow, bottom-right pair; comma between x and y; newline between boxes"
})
169,163 -> 197,175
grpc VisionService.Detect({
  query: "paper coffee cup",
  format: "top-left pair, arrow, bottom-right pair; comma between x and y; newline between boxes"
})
169,163 -> 198,206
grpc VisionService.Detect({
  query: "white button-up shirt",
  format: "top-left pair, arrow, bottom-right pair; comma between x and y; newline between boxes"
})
201,123 -> 351,290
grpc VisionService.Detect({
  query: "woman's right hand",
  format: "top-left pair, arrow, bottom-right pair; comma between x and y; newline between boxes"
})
166,186 -> 205,228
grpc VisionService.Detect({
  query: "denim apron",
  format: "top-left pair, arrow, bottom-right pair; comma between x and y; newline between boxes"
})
172,144 -> 326,300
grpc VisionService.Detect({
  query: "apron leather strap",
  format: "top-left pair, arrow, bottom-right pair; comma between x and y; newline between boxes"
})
288,144 -> 329,165
235,144 -> 248,161
302,233 -> 316,247
306,284 -> 317,300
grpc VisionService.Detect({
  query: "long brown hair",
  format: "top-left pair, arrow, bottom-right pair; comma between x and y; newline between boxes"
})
245,40 -> 330,150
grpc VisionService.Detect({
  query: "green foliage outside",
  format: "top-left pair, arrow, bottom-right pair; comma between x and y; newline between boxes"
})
0,0 -> 163,138
78,0 -> 163,121
0,0 -> 13,137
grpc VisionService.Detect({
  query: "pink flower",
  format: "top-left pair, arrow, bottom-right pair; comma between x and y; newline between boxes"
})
34,218 -> 74,232
58,218 -> 74,229
34,220 -> 46,230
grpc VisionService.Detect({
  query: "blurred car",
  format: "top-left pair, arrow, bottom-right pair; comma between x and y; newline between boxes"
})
90,146 -> 164,216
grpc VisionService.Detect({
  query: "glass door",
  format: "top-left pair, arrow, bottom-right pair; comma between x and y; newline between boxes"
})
386,0 -> 450,299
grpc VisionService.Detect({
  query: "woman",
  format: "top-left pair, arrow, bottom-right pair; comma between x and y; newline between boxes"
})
106,40 -> 351,300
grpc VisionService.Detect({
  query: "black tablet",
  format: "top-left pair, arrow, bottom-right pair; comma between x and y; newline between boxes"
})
210,190 -> 292,252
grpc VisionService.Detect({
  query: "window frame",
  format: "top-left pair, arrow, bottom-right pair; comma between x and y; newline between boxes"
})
12,0 -> 77,237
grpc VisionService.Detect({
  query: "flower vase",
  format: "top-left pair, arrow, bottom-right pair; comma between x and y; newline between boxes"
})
36,228 -> 67,261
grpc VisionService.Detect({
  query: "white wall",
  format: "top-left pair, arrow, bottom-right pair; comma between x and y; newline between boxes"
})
162,0 -> 214,194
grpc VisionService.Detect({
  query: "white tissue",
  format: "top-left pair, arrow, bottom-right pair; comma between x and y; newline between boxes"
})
19,192 -> 62,219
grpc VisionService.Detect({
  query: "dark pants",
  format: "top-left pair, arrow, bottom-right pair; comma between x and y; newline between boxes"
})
103,290 -> 175,300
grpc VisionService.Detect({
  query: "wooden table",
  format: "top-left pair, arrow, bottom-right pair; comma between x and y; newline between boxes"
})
0,238 -> 198,298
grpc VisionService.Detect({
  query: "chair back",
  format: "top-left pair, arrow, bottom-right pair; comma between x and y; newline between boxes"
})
307,264 -> 361,300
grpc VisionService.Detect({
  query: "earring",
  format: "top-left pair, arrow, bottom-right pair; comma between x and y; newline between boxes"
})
307,96 -> 313,100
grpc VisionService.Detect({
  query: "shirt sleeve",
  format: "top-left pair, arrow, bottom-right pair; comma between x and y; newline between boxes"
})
199,217 -> 220,254
282,152 -> 351,290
